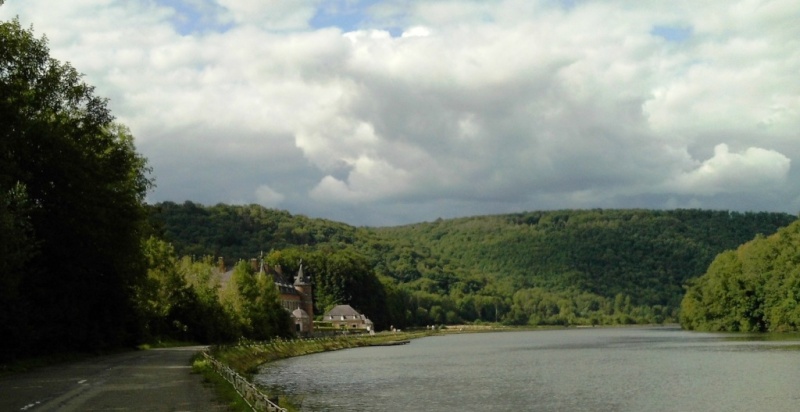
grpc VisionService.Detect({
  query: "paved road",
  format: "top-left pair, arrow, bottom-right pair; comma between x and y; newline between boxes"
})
0,346 -> 229,411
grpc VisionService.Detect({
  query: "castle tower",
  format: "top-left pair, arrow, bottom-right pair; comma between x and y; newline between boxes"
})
293,262 -> 314,333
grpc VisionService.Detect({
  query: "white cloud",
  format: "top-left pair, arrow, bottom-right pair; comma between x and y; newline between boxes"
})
666,144 -> 791,195
309,155 -> 412,203
401,26 -> 431,38
254,185 -> 286,207
4,0 -> 799,225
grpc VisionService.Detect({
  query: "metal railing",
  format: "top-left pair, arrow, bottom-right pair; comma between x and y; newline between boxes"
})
200,351 -> 286,412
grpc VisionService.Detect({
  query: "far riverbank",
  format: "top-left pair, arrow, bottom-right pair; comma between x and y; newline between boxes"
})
209,330 -> 434,377
209,323 -> 674,377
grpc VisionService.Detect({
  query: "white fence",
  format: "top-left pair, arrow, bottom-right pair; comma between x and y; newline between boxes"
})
201,351 -> 287,412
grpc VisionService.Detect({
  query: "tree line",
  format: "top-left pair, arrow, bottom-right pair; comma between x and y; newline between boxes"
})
356,209 -> 795,327
150,203 -> 796,329
1,18 -> 152,360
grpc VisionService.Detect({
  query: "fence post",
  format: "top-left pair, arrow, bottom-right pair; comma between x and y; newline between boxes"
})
201,351 -> 286,412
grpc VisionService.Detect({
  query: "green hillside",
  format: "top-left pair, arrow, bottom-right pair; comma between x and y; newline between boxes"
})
364,210 -> 795,304
149,203 -> 796,327
148,201 -> 361,258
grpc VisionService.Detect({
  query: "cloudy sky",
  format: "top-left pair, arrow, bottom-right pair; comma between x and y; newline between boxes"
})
3,0 -> 798,226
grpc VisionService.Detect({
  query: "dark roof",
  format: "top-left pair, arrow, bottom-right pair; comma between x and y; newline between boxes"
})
293,263 -> 310,286
267,264 -> 298,296
325,304 -> 362,317
218,258 -> 309,296
270,262 -> 312,294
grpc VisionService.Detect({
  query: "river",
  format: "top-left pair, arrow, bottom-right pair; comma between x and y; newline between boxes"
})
254,327 -> 800,411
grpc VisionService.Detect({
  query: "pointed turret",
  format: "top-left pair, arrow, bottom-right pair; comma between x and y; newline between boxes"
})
292,260 -> 313,334
294,262 -> 309,286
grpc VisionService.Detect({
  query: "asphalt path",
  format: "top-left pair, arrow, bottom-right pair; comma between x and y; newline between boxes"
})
0,346 -> 229,411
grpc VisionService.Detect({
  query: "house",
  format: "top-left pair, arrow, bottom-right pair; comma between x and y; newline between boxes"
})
323,304 -> 373,331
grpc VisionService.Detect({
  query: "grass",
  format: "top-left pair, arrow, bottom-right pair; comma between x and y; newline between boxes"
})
137,339 -> 200,350
191,353 -> 254,412
211,331 -> 432,377
201,331 -> 433,411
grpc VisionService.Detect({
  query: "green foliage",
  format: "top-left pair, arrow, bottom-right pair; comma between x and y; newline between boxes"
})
220,261 -> 293,340
360,209 -> 793,326
191,354 -> 253,412
138,238 -> 293,344
148,203 -> 795,330
0,182 -> 37,353
681,220 -> 800,332
0,18 -> 152,360
139,237 -> 184,335
148,201 -> 357,259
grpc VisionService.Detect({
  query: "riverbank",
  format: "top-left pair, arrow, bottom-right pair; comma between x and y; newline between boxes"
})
208,323 -> 591,377
209,331 -> 433,377
204,331 -> 434,411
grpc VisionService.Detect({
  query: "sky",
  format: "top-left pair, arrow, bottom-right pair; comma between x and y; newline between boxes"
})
2,0 -> 799,227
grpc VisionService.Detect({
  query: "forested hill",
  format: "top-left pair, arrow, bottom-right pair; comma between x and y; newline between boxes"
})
149,203 -> 795,326
365,210 -> 796,308
148,201 -> 361,258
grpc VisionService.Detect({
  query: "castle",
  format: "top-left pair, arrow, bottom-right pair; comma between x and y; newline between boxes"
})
220,256 -> 315,335
259,260 -> 314,335
222,257 -> 372,335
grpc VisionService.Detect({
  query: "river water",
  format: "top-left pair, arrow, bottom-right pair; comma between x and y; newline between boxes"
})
254,327 -> 800,411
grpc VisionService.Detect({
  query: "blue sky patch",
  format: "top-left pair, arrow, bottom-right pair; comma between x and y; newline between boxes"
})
651,25 -> 692,42
310,0 -> 402,33
312,0 -> 369,32
157,0 -> 231,35
311,9 -> 363,32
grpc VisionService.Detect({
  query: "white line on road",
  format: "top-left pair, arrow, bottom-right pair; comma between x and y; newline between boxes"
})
20,401 -> 40,411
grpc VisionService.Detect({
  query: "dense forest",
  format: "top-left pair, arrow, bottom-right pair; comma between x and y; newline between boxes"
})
149,202 -> 796,329
1,19 -> 154,360
681,219 -> 800,332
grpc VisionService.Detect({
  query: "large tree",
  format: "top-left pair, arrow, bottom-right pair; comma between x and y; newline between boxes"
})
681,221 -> 800,332
0,17 -> 152,359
